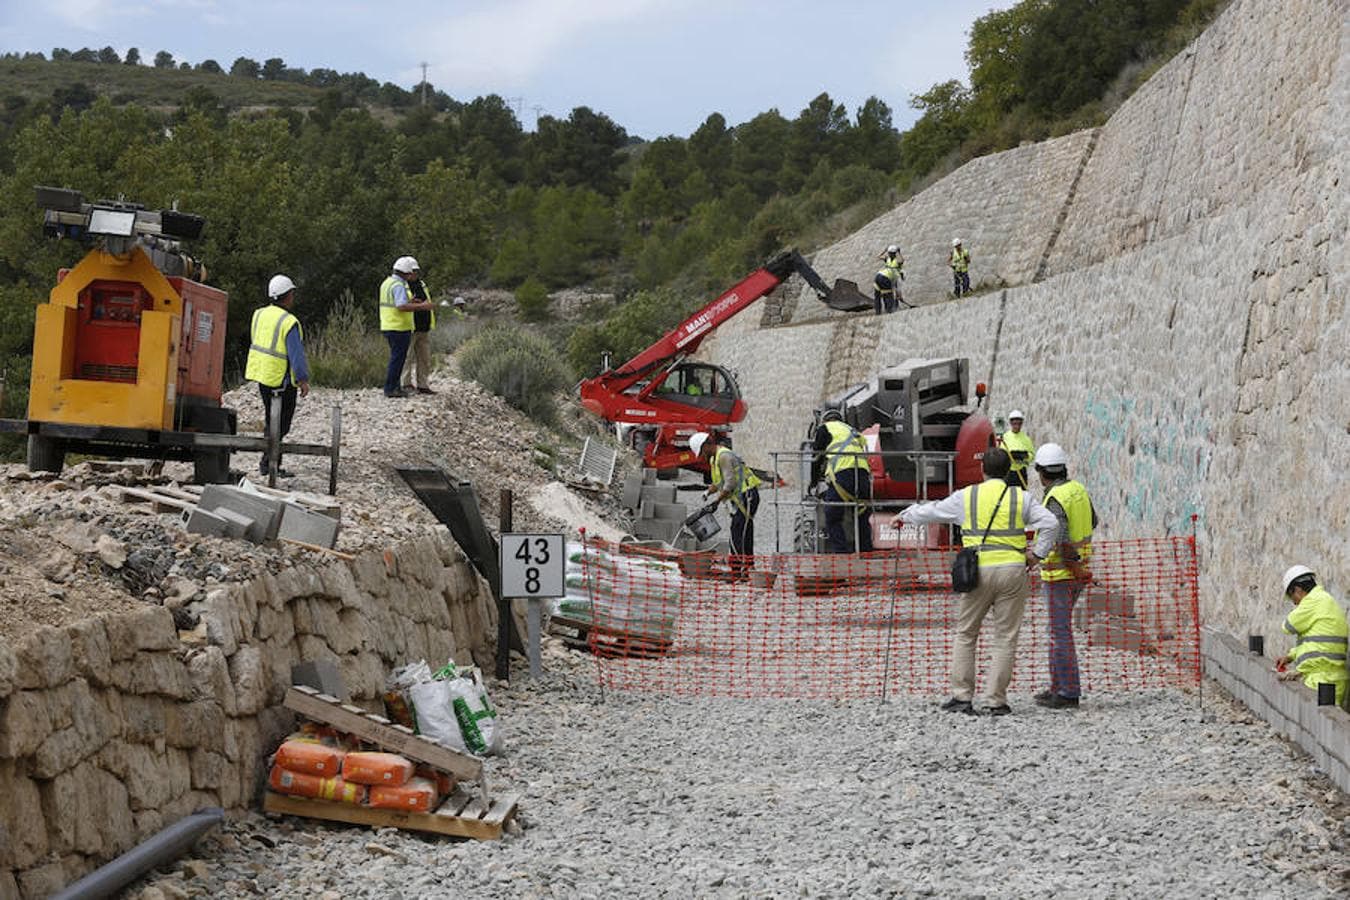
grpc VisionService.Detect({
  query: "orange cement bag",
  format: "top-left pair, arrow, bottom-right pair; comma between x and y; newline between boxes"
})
341,751 -> 415,786
268,765 -> 366,805
274,739 -> 346,776
415,766 -> 457,796
368,777 -> 440,813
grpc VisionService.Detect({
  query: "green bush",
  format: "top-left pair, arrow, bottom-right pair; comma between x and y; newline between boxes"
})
458,325 -> 572,425
515,277 -> 550,321
307,289 -> 387,388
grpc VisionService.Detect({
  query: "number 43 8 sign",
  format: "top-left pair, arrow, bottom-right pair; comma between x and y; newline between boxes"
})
499,533 -> 564,598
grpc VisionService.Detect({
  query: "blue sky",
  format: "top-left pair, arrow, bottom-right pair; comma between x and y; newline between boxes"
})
0,0 -> 1013,139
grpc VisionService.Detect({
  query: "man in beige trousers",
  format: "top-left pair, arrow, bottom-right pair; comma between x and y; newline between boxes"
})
895,447 -> 1058,715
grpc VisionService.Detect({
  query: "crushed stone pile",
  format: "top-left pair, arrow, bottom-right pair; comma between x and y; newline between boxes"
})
129,649 -> 1350,899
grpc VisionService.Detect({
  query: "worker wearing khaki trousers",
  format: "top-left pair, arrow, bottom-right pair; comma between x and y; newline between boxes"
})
895,447 -> 1058,714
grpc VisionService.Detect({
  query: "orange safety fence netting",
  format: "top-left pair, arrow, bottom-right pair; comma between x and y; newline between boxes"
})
561,535 -> 1200,701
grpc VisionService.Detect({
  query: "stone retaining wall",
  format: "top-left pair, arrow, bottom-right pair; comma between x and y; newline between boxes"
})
0,529 -> 498,899
706,0 -> 1348,637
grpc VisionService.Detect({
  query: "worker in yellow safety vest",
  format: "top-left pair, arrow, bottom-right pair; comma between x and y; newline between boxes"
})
1275,566 -> 1348,707
690,432 -> 761,561
1032,443 -> 1099,710
949,237 -> 972,297
379,256 -> 435,399
895,447 -> 1058,715
810,409 -> 874,554
245,274 -> 309,478
400,268 -> 438,395
873,244 -> 909,315
998,409 -> 1034,489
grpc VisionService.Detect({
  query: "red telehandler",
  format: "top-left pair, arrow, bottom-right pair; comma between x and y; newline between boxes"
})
578,250 -> 871,472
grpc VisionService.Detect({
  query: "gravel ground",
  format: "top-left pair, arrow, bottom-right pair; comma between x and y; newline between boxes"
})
129,648 -> 1350,900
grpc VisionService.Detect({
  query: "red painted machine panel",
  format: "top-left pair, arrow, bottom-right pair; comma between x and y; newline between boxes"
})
168,277 -> 228,406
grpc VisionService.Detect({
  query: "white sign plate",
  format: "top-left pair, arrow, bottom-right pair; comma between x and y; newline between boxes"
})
499,533 -> 564,598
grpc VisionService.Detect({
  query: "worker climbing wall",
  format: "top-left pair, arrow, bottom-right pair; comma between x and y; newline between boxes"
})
703,0 -> 1349,638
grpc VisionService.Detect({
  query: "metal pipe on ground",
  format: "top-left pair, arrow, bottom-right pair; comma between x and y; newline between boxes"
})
50,807 -> 224,900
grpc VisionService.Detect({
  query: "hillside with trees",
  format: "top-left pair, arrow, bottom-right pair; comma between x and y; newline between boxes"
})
0,0 -> 1229,440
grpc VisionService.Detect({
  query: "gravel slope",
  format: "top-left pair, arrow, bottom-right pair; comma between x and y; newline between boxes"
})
131,650 -> 1350,900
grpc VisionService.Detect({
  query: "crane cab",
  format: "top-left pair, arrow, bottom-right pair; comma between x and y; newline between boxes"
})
648,362 -> 742,420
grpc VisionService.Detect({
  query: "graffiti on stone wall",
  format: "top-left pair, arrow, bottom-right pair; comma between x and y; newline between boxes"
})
1080,396 -> 1212,536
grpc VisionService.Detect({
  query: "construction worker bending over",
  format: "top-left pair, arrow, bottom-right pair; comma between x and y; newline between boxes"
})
998,409 -> 1034,489
1275,566 -> 1348,706
873,244 -> 909,315
1032,443 -> 1098,710
811,410 -> 873,554
245,275 -> 309,478
949,238 -> 971,297
400,264 -> 437,395
689,432 -> 761,563
894,447 -> 1058,715
378,256 -> 435,399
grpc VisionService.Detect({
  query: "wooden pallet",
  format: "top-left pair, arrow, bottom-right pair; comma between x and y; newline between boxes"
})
284,686 -> 482,781
116,484 -> 199,513
264,786 -> 519,840
549,614 -> 674,659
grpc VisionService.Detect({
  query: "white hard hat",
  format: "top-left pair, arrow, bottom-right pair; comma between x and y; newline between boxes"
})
886,244 -> 899,254
453,296 -> 466,306
1009,409 -> 1025,420
1034,443 -> 1068,468
952,237 -> 962,246
688,432 -> 710,457
267,274 -> 296,299
393,256 -> 419,274
1282,565 -> 1315,593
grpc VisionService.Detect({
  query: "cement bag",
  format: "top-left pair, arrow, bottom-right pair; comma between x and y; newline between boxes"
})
447,669 -> 503,756
407,678 -> 469,754
384,659 -> 432,731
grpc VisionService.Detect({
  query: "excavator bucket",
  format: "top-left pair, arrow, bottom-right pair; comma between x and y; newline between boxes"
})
823,278 -> 873,313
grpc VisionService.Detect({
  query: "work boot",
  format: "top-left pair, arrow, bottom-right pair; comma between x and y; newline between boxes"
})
940,697 -> 974,715
1033,690 -> 1055,703
1035,694 -> 1079,710
417,387 -> 436,395
983,704 -> 1013,716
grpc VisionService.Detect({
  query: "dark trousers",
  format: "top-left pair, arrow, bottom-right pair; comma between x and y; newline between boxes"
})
823,469 -> 874,553
953,271 -> 971,297
258,382 -> 297,474
873,274 -> 899,315
729,488 -> 759,559
1046,580 -> 1084,699
383,331 -> 412,396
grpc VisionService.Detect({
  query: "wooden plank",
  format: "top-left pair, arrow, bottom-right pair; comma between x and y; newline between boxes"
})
283,686 -> 483,781
116,486 -> 195,512
263,791 -> 517,841
483,794 -> 517,825
437,791 -> 474,818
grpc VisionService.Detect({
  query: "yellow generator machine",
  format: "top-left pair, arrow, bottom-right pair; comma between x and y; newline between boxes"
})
9,186 -> 236,481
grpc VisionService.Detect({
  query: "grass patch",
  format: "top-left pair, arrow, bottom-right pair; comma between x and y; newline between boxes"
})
458,325 -> 572,426
307,289 -> 387,389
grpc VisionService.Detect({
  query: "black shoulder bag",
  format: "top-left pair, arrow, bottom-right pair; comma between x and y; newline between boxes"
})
951,483 -> 1011,593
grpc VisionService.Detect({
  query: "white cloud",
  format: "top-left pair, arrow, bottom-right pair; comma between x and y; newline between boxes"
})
47,0 -> 119,30
412,0 -> 701,92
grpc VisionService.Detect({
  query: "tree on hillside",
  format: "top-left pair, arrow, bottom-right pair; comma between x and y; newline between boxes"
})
261,57 -> 286,81
154,51 -> 174,68
965,1 -> 1046,128
198,59 -> 223,74
51,83 -> 97,114
97,47 -> 120,65
526,107 -> 627,195
899,80 -> 970,183
230,57 -> 260,79
50,48 -> 72,62
730,110 -> 790,200
71,48 -> 98,63
124,48 -> 141,66
785,92 -> 850,189
850,97 -> 902,172
459,95 -> 525,183
688,113 -> 733,190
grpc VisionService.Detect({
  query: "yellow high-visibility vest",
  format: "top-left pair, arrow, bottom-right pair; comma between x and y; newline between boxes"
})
1042,480 -> 1094,582
1283,585 -> 1349,703
950,247 -> 970,273
1001,429 -> 1034,472
244,304 -> 301,388
876,257 -> 902,287
379,274 -> 414,332
710,445 -> 762,516
961,478 -> 1026,569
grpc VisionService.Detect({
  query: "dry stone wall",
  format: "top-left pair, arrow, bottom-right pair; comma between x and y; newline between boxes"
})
0,529 -> 497,899
707,0 -> 1348,639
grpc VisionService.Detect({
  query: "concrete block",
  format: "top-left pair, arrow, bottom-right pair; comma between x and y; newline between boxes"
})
290,660 -> 348,701
199,484 -> 283,542
213,507 -> 254,540
181,506 -> 229,538
641,467 -> 657,485
621,473 -> 643,512
651,501 -> 689,522
276,502 -> 340,549
639,483 -> 677,506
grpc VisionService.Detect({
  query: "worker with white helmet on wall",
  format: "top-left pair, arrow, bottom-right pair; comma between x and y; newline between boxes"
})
873,244 -> 908,315
998,409 -> 1034,489
689,432 -> 761,569
1275,565 -> 1348,707
949,237 -> 971,297
244,274 -> 309,477
1032,442 -> 1099,709
378,256 -> 435,399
